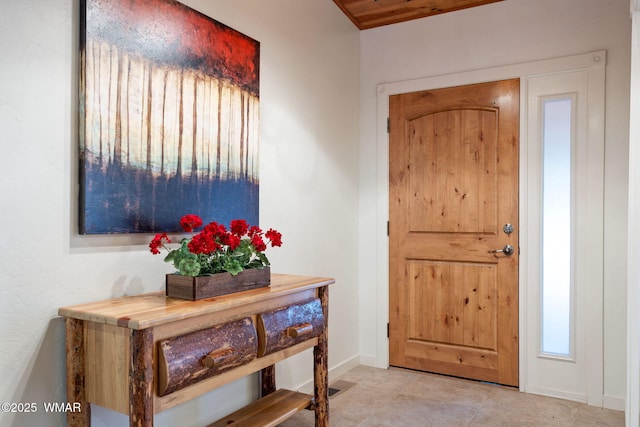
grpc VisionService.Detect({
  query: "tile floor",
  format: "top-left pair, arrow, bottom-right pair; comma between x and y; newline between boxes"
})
278,365 -> 624,426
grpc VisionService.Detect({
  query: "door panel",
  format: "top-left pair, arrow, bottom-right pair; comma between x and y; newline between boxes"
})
389,79 -> 519,386
408,109 -> 498,234
407,260 -> 497,349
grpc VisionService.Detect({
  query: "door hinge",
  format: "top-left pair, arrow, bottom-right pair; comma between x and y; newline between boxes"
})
387,322 -> 390,338
387,221 -> 389,236
387,117 -> 390,133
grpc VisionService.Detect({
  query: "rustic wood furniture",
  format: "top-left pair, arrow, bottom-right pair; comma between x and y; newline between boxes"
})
58,274 -> 333,427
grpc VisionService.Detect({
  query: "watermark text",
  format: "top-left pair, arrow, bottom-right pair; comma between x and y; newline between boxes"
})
2,402 -> 82,413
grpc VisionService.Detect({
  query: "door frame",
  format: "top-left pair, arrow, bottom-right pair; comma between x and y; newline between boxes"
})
373,50 -> 606,404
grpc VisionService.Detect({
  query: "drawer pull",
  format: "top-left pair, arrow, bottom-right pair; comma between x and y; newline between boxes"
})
287,323 -> 314,338
202,348 -> 235,368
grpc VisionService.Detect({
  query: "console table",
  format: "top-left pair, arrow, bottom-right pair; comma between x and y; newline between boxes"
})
58,274 -> 333,426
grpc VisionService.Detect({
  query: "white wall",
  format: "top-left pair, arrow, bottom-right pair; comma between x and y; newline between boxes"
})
627,2 -> 640,425
0,1 -> 359,426
358,0 -> 631,407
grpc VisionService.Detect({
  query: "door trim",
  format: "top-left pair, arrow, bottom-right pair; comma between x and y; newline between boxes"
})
373,50 -> 606,404
629,6 -> 640,425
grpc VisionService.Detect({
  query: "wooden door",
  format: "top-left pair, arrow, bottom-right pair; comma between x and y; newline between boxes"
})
389,79 -> 519,386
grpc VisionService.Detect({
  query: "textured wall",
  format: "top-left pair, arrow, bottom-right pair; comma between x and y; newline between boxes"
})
0,1 -> 359,425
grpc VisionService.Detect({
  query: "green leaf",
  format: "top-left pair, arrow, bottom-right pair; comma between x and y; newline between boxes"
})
164,251 -> 176,263
223,258 -> 244,276
178,258 -> 201,277
256,252 -> 270,266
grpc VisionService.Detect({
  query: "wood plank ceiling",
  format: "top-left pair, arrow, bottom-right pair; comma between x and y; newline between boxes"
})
333,0 -> 503,30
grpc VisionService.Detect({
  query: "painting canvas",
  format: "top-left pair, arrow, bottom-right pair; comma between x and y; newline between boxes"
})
79,0 -> 260,234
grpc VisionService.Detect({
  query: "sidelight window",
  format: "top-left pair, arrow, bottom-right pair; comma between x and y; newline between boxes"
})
541,96 -> 575,358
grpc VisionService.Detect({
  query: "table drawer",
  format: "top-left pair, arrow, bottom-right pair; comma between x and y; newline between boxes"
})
157,317 -> 257,396
257,298 -> 324,357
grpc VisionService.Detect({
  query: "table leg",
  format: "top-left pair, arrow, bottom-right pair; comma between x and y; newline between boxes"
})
129,328 -> 154,427
313,286 -> 329,427
65,318 -> 91,426
260,364 -> 276,397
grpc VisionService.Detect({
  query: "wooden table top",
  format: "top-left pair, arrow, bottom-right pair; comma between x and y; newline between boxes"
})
58,274 -> 334,330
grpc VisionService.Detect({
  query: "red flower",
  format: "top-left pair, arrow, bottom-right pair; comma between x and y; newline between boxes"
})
230,219 -> 249,237
218,231 -> 231,246
204,222 -> 227,237
149,215 -> 283,277
188,232 -> 219,254
180,214 -> 203,232
265,228 -> 283,247
149,233 -> 171,254
227,234 -> 241,250
251,234 -> 267,252
248,225 -> 262,237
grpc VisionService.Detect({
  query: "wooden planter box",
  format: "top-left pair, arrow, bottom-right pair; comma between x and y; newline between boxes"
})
166,267 -> 270,300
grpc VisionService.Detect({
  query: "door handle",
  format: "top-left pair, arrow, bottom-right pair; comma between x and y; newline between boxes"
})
489,244 -> 514,256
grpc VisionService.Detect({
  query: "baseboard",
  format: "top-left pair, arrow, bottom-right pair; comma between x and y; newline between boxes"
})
327,354 -> 362,382
358,355 -> 380,368
296,355 -> 361,394
525,385 -> 625,411
603,394 -> 625,411
524,385 -> 587,404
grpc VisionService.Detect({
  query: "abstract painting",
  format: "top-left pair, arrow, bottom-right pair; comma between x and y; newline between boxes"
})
79,0 -> 260,234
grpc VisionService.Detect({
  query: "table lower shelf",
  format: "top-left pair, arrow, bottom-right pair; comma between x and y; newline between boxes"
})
208,389 -> 312,427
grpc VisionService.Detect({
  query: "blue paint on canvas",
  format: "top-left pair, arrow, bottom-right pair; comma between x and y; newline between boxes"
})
80,161 -> 259,233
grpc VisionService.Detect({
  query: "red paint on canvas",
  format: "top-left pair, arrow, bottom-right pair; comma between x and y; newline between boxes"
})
86,0 -> 259,93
